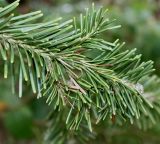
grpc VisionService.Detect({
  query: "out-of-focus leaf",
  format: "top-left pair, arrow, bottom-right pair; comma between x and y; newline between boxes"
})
4,106 -> 33,139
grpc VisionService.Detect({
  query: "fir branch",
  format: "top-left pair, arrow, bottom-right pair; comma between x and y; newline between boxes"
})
0,1 -> 159,138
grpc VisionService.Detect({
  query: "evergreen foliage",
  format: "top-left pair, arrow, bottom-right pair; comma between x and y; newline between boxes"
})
0,1 -> 160,143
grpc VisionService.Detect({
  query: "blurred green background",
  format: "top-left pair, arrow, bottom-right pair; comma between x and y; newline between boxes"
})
0,0 -> 160,143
